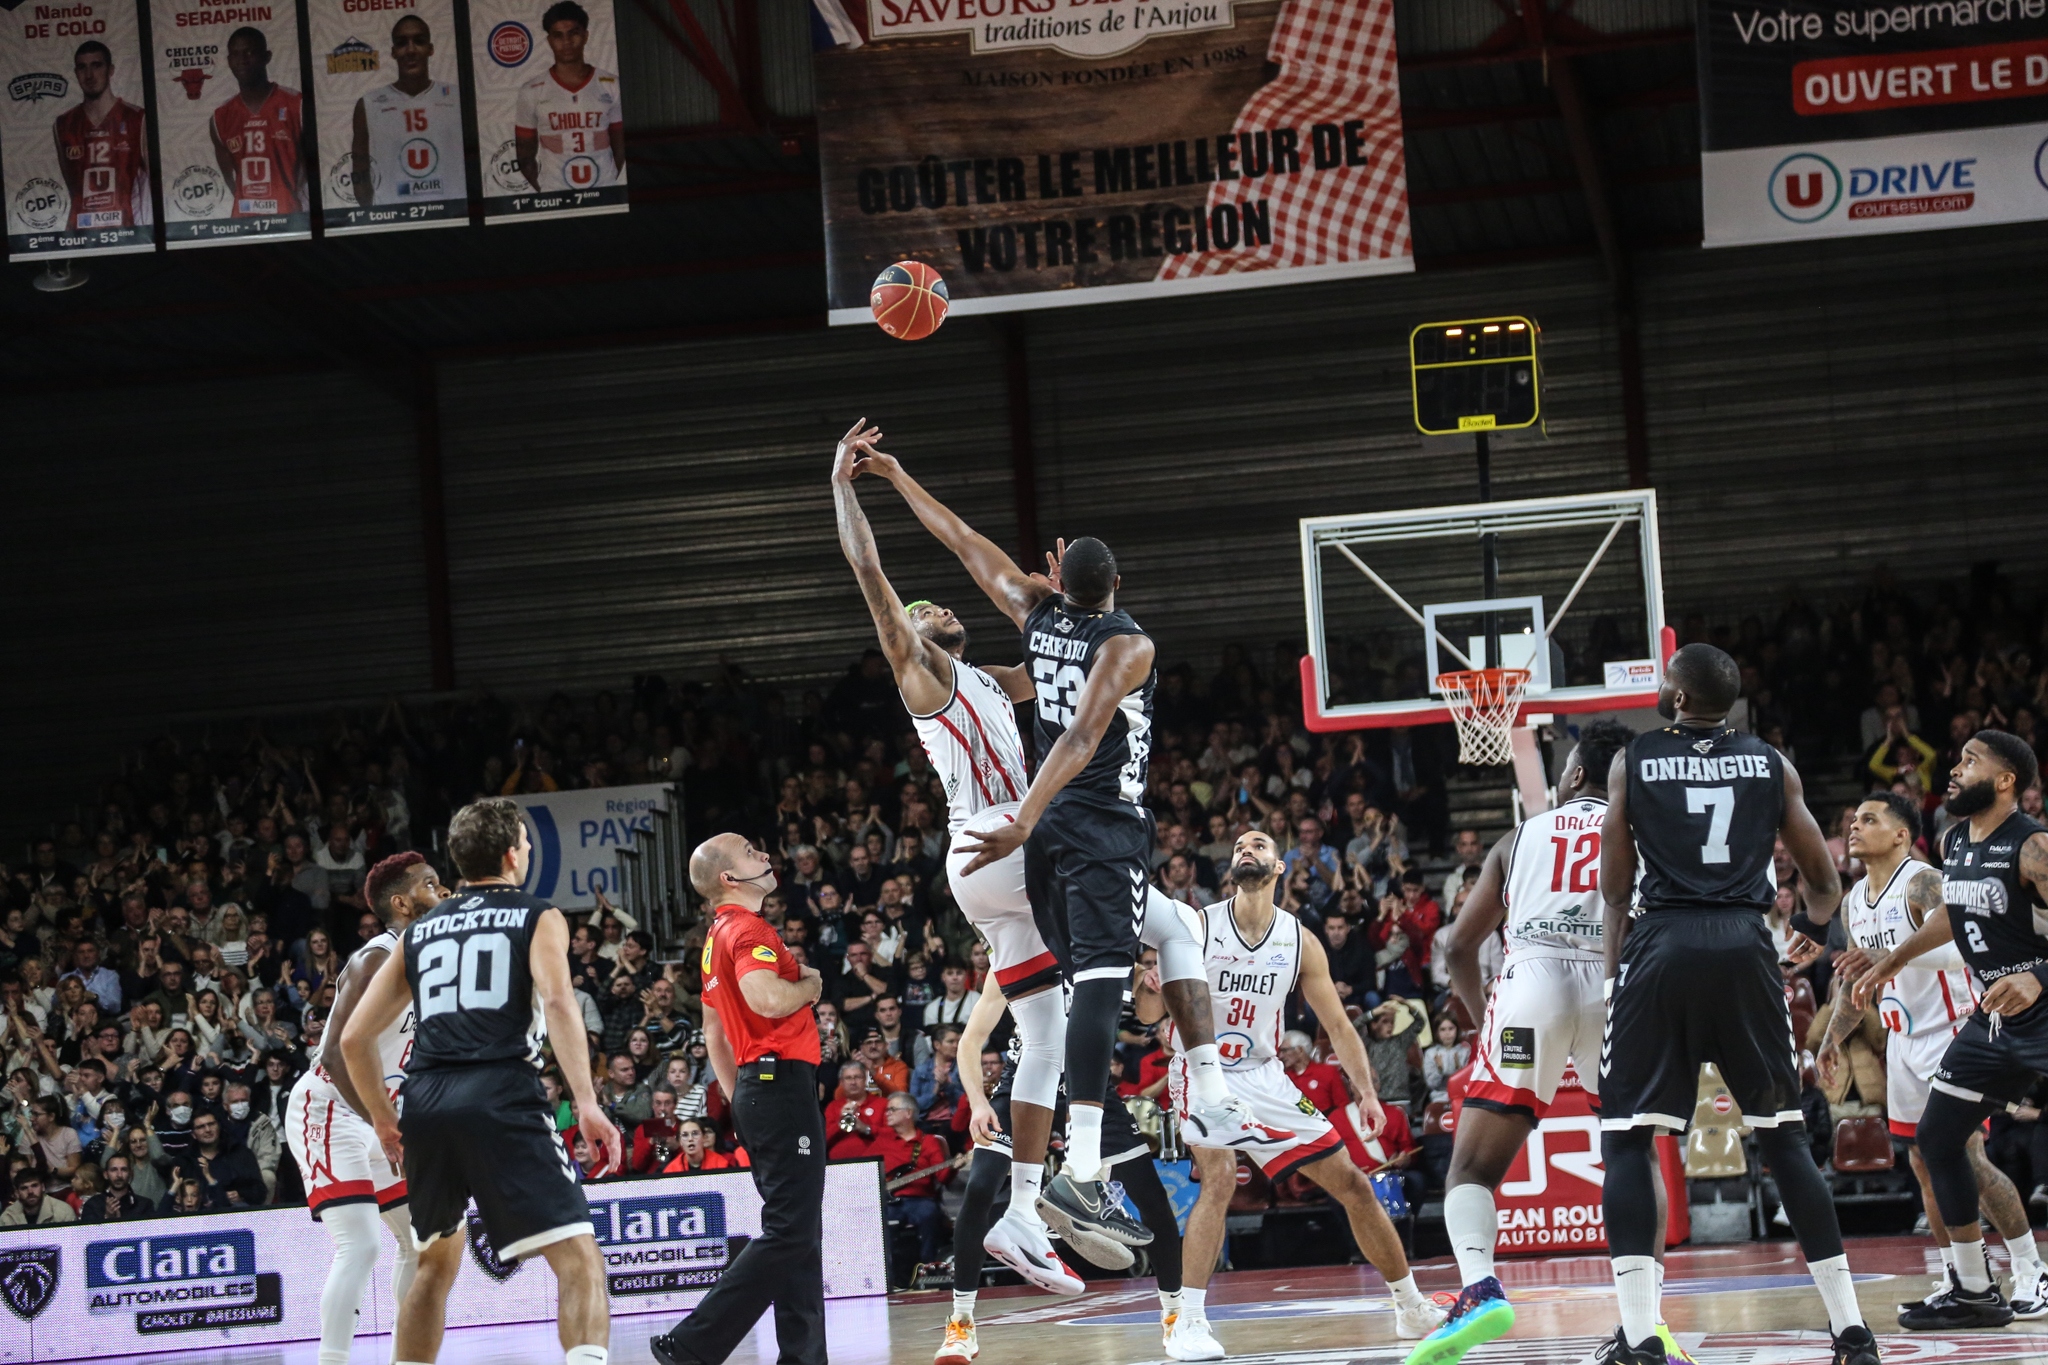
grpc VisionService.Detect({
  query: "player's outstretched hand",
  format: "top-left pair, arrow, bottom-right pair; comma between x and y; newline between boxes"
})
1354,1091 -> 1387,1140
967,1097 -> 1002,1146
1983,972 -> 2043,1018
578,1103 -> 625,1178
959,819 -> 1029,876
1850,959 -> 1893,1012
833,418 -> 883,482
1784,934 -> 1825,966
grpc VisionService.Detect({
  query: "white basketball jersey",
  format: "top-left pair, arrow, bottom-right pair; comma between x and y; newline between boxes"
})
1189,900 -> 1303,1070
1500,797 -> 1607,960
513,67 -> 622,192
304,930 -> 415,1112
911,657 -> 1030,833
1844,861 -> 1975,1039
363,81 -> 467,204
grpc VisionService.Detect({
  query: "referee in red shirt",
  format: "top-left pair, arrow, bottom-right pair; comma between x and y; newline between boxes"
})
653,835 -> 827,1365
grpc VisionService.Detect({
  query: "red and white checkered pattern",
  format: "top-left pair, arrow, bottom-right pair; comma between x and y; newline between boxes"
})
1158,0 -> 1409,281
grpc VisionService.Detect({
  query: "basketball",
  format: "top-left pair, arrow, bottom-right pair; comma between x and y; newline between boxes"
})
870,260 -> 949,341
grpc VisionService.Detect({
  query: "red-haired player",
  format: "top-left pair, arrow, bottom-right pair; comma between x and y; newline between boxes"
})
286,851 -> 445,1365
53,41 -> 151,231
209,26 -> 306,218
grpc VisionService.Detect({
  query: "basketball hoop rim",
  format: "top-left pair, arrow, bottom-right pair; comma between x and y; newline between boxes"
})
1433,667 -> 1533,694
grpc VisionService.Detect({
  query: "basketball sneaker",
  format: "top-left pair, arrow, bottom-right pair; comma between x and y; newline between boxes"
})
1592,1327 -> 1667,1364
1830,1323 -> 1881,1365
1653,1324 -> 1699,1365
1393,1292 -> 1449,1339
1050,1198 -> 1137,1272
1162,1307 -> 1226,1361
1898,1267 -> 1956,1313
2010,1262 -> 2048,1319
1181,1093 -> 1295,1149
934,1313 -> 978,1365
1403,1278 -> 1513,1365
982,1211 -> 1085,1296
1898,1280 -> 2014,1329
1038,1171 -> 1155,1247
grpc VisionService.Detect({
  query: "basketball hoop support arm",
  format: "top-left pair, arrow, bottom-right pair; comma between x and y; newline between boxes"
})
1477,433 -> 1499,667
1330,543 -> 1477,671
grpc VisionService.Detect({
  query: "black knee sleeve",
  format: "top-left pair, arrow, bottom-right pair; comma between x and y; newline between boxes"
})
1116,1154 -> 1182,1293
1601,1127 -> 1660,1258
1753,1124 -> 1843,1262
1065,977 -> 1124,1103
952,1150 -> 1011,1285
1917,1089 -> 1997,1230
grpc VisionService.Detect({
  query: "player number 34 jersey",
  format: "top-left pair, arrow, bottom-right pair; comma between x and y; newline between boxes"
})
1175,901 -> 1303,1069
1502,796 -> 1606,959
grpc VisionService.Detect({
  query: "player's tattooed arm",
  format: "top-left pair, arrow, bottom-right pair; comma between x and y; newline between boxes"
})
1906,865 -> 1946,926
833,419 -> 950,712
2022,831 -> 2048,905
847,443 -> 1051,628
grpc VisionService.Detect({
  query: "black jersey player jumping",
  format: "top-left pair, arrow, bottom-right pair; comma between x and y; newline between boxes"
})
1856,728 -> 2048,1328
1597,645 -> 1878,1365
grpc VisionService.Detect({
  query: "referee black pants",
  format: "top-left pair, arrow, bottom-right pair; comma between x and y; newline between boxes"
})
662,1060 -> 827,1365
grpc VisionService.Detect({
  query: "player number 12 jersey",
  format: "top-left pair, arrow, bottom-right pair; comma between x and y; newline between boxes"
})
1502,796 -> 1606,960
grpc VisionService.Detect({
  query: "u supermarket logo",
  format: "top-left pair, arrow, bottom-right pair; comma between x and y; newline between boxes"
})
1768,152 -> 1841,223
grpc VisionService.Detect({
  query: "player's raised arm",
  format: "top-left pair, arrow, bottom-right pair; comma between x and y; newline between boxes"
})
832,419 -> 952,715
531,905 -> 622,1174
340,943 -> 414,1164
849,443 -> 1051,629
1297,932 -> 1386,1138
959,631 -> 1155,875
1447,830 -> 1513,1026
1598,748 -> 1638,981
1780,758 -> 1844,932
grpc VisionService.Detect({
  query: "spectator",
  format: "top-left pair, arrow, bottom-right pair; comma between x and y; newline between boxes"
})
851,1028 -> 910,1099
871,1091 -> 952,1275
834,941 -> 891,1032
661,1117 -> 747,1173
910,1025 -> 966,1128
1284,817 -> 1342,905
224,1080 -> 281,1199
162,1177 -> 210,1216
1420,1015 -> 1470,1104
1320,909 -> 1378,1007
639,977 -> 694,1053
120,1124 -> 169,1205
1278,1031 -> 1345,1115
631,1087 -> 685,1174
920,963 -> 979,1033
1355,1001 -> 1423,1112
596,1053 -> 641,1122
1330,1076 -> 1423,1212
314,825 -> 368,917
82,1151 -> 149,1221
28,1096 -> 82,1192
62,941 -> 121,1013
0,1169 -> 75,1225
173,1110 -> 266,1208
827,1060 -> 887,1158
1439,829 -> 1485,906
611,930 -> 660,993
1386,870 -> 1442,998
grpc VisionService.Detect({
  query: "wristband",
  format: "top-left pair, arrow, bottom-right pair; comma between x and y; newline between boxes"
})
1788,910 -> 1827,945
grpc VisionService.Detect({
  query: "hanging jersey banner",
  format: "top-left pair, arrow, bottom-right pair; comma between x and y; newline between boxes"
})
148,0 -> 312,247
1698,0 -> 2048,247
811,0 -> 1412,323
307,0 -> 472,234
0,0 -> 155,260
468,0 -> 626,224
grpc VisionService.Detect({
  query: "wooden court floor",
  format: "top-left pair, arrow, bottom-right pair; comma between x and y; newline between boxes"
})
91,1235 -> 2048,1365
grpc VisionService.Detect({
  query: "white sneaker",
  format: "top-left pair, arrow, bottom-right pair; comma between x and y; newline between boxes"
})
2012,1263 -> 2048,1320
1394,1295 -> 1450,1339
983,1211 -> 1085,1297
1162,1309 -> 1226,1360
935,1313 -> 978,1365
1181,1094 -> 1296,1150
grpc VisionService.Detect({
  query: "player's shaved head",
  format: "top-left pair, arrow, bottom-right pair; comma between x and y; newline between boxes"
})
1061,537 -> 1117,606
689,833 -> 743,899
1659,643 -> 1740,720
908,601 -> 966,655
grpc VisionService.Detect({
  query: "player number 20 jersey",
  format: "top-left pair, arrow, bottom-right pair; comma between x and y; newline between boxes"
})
303,930 -> 414,1110
910,657 -> 1029,833
403,888 -> 550,1071
1501,796 -> 1606,960
1843,861 -> 1974,1039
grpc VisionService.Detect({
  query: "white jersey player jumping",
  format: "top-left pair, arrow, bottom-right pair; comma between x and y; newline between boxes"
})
1138,830 -> 1444,1360
1407,721 -> 1691,1365
829,418 -> 1278,1299
1809,793 -> 2047,1321
285,851 -> 444,1365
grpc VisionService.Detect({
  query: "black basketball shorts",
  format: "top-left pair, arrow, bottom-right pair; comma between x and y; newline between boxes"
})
400,1061 -> 592,1261
1598,910 -> 1804,1133
980,1054 -> 1148,1166
1024,797 -> 1151,983
1931,1005 -> 2048,1108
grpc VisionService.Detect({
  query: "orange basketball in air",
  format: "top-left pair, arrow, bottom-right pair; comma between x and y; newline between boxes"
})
870,261 -> 949,341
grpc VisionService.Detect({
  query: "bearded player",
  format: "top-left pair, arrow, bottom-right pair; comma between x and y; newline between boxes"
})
1799,792 -> 2046,1324
53,41 -> 151,231
1405,722 -> 1700,1365
285,851 -> 442,1365
833,419 -> 1274,1292
209,26 -> 306,218
350,15 -> 467,208
1138,831 -> 1444,1360
1854,731 -> 2048,1329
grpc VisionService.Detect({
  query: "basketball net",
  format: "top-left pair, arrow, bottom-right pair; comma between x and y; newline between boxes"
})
1434,668 -> 1531,766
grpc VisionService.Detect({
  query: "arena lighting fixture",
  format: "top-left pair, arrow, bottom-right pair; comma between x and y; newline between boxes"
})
33,258 -> 88,293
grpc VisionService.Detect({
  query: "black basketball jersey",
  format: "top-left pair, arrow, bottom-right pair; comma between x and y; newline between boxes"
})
1625,723 -> 1784,913
1023,594 -> 1155,810
402,886 -> 552,1072
1940,810 -> 2048,995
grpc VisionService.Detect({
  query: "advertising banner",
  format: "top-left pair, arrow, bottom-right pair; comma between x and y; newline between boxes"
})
1698,0 -> 2048,246
512,781 -> 668,909
306,0 -> 472,234
812,0 -> 1412,321
0,1161 -> 888,1362
147,0 -> 311,247
0,0 -> 155,260
466,0 -> 625,224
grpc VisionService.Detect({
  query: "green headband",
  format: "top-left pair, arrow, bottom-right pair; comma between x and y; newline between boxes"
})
904,600 -> 935,615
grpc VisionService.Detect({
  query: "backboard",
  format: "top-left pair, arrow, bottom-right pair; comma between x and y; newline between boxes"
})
1299,489 -> 1673,733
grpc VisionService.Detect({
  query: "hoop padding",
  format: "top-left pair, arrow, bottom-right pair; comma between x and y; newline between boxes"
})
1435,668 -> 1531,766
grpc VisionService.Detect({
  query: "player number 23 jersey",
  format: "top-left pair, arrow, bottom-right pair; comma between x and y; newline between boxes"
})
1502,797 -> 1606,959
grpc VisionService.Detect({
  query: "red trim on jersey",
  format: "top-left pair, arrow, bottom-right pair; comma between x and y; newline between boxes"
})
308,1178 -> 376,1210
930,711 -> 996,807
551,66 -> 597,95
1937,970 -> 1963,1022
952,689 -> 1022,801
1464,1076 -> 1551,1118
1888,1118 -> 1918,1138
377,1181 -> 409,1209
1260,1127 -> 1341,1179
995,950 -> 1059,989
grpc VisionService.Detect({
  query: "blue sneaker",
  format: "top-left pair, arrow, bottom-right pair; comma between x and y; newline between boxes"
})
1402,1278 -> 1515,1365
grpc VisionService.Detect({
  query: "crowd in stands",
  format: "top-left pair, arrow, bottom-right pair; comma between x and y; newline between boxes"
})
7,564 -> 2048,1264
